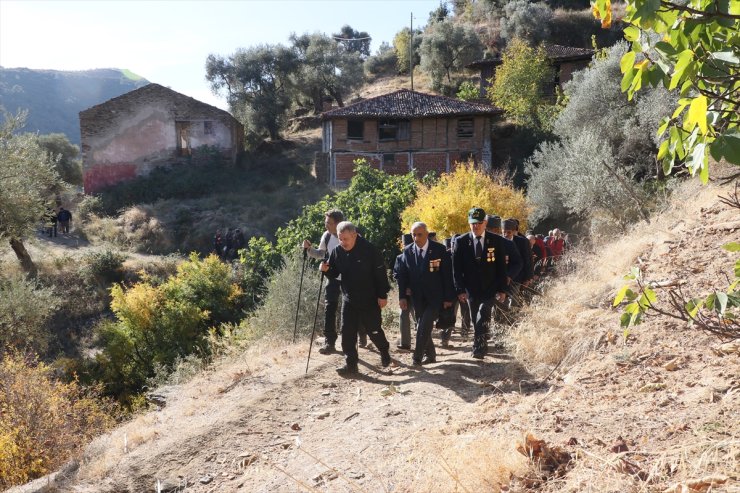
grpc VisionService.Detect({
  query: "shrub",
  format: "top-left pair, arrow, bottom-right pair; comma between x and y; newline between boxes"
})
94,253 -> 243,403
76,194 -> 103,221
525,42 -> 675,233
0,352 -> 115,488
81,249 -> 127,286
238,250 -> 325,344
364,42 -> 398,77
456,80 -> 480,101
401,162 -> 531,238
276,161 -> 419,266
499,0 -> 554,45
0,276 -> 59,354
488,39 -> 558,131
237,236 -> 284,312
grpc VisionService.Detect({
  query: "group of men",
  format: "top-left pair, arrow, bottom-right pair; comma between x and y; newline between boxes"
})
213,228 -> 247,260
304,207 -> 568,376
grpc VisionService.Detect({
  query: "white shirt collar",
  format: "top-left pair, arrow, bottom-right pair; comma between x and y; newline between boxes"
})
416,240 -> 429,255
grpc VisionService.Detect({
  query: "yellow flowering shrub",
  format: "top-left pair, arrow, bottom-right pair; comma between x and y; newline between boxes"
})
0,352 -> 115,488
401,163 -> 531,239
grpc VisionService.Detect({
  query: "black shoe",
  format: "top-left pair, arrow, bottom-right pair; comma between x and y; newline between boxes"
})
440,338 -> 450,348
396,344 -> 411,351
472,351 -> 485,360
412,358 -> 422,366
336,364 -> 358,375
318,344 -> 335,355
422,357 -> 437,364
359,335 -> 368,348
381,351 -> 392,367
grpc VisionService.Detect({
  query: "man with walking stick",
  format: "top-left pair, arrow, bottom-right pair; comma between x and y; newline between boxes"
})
320,221 -> 392,375
303,209 -> 344,354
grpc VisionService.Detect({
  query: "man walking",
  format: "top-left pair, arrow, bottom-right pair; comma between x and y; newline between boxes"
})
396,222 -> 454,365
304,209 -> 344,354
57,207 -> 72,234
320,221 -> 392,375
452,208 -> 509,359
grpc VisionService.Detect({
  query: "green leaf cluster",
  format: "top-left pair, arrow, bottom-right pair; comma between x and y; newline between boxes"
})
276,161 -> 419,266
592,0 -> 740,179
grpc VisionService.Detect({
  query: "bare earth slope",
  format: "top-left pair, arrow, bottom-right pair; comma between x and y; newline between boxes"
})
13,177 -> 739,493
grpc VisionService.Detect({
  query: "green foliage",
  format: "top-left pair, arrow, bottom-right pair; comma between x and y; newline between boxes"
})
81,249 -> 127,286
393,28 -> 423,75
0,276 -> 59,354
0,112 -> 64,241
94,254 -> 243,403
456,80 -> 480,101
76,194 -> 103,221
276,161 -> 419,265
36,133 -> 82,186
206,44 -> 296,139
592,0 -> 740,179
488,39 -> 558,130
365,42 -> 399,77
237,251 -> 325,344
401,162 -> 531,239
0,352 -> 115,488
238,236 -> 284,311
420,19 -> 484,94
499,0 -> 554,45
525,42 -> 675,232
290,32 -> 365,109
333,25 -> 372,59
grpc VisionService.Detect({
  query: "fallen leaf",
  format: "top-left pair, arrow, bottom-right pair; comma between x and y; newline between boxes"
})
718,342 -> 739,355
662,474 -> 728,493
663,358 -> 680,371
610,436 -> 629,453
290,423 -> 301,431
639,382 -> 667,392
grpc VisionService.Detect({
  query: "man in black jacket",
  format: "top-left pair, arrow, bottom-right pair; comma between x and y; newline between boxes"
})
395,222 -> 454,365
452,207 -> 509,359
320,221 -> 392,375
503,218 -> 534,305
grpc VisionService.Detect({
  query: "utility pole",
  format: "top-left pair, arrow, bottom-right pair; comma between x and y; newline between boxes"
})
409,12 -> 414,91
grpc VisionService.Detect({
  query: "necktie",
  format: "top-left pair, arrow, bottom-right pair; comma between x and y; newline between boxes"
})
475,236 -> 483,259
417,247 -> 424,272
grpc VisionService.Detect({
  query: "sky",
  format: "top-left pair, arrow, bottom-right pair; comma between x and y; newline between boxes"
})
0,0 -> 440,109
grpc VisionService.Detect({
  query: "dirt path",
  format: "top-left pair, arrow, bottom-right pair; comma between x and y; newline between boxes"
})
58,332 -> 532,493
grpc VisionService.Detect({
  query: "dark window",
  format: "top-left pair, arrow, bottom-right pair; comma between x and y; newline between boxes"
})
204,121 -> 214,135
457,118 -> 474,138
379,120 -> 410,141
347,120 -> 364,140
384,153 -> 395,165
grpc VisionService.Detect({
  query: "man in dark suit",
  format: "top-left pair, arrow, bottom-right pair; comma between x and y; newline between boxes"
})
452,207 -> 509,359
320,221 -> 392,375
396,222 -> 455,365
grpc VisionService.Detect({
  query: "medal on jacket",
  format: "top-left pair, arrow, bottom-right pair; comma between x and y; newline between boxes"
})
429,258 -> 441,272
487,247 -> 495,263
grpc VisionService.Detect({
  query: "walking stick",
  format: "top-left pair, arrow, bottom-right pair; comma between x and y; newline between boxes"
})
292,248 -> 308,344
305,272 -> 325,374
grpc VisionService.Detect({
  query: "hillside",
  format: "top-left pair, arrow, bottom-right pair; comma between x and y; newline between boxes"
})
0,67 -> 148,144
14,175 -> 738,492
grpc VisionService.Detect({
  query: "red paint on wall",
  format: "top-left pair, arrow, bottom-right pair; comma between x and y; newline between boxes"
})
84,164 -> 138,194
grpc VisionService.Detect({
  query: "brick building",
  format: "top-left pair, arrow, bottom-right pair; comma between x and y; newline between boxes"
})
318,89 -> 503,187
79,83 -> 243,194
467,44 -> 594,99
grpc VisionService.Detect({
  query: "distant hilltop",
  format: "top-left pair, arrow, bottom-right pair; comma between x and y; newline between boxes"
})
0,67 -> 149,145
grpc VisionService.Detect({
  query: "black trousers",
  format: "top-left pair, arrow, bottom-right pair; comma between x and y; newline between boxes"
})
340,303 -> 390,366
324,278 -> 341,344
467,295 -> 494,354
412,298 -> 439,362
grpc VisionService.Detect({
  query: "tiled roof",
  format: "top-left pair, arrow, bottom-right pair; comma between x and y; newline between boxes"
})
321,89 -> 503,119
467,44 -> 594,68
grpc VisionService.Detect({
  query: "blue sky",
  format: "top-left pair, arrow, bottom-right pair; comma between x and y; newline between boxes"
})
0,0 -> 440,109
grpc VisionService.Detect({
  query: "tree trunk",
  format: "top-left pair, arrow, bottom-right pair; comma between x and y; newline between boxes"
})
9,238 -> 37,279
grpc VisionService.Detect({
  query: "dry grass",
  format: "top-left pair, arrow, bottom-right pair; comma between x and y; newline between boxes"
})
509,178 -> 712,376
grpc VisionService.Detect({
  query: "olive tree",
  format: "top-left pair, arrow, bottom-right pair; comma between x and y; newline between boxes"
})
419,19 -> 483,93
0,112 -> 64,277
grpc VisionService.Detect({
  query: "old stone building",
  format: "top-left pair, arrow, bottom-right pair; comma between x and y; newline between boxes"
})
468,44 -> 594,99
318,89 -> 503,187
79,83 -> 243,194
